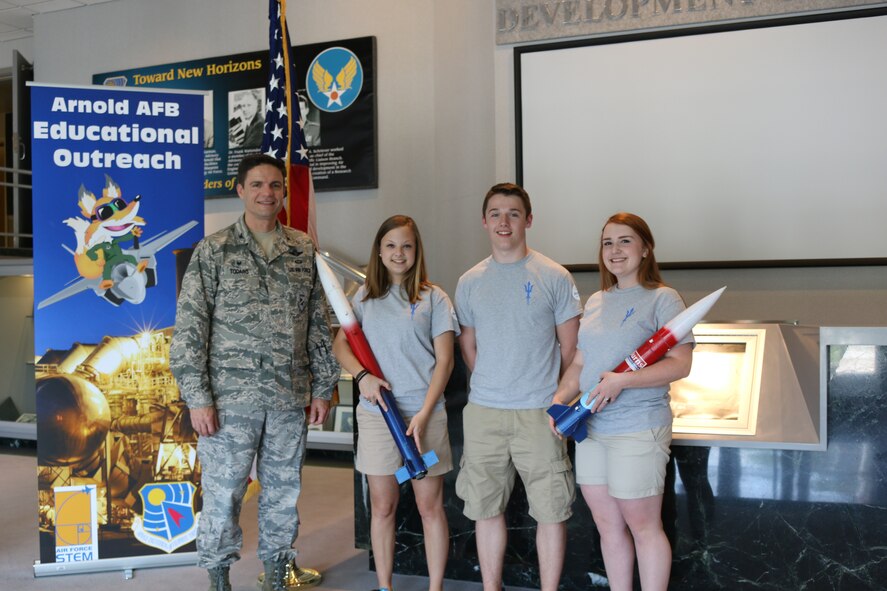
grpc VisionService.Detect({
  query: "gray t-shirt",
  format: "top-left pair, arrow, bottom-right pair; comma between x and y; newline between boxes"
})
455,250 -> 582,409
578,284 -> 694,434
353,284 -> 460,414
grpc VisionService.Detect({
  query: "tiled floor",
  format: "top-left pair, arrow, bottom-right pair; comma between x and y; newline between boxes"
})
0,446 -> 492,591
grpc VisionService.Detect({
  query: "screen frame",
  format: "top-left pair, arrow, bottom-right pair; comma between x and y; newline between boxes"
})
514,7 -> 887,270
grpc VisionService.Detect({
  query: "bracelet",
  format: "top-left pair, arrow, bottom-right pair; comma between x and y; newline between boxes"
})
354,369 -> 369,385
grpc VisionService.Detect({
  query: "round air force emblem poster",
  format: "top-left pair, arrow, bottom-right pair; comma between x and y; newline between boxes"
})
306,46 -> 363,112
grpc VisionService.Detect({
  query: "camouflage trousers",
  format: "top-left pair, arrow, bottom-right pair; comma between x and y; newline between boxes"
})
196,407 -> 308,568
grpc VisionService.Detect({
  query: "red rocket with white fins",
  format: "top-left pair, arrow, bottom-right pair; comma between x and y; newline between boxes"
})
548,286 -> 726,442
315,254 -> 439,483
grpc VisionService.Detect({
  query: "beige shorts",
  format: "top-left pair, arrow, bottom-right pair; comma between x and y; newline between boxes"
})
456,403 -> 574,523
575,426 -> 672,499
355,404 -> 453,477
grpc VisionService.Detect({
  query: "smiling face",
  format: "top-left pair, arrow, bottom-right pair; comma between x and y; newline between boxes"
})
237,163 -> 285,232
483,193 -> 532,262
600,222 -> 649,289
378,224 -> 416,285
94,196 -> 142,236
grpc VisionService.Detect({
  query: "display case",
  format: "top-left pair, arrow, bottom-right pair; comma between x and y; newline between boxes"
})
671,328 -> 766,436
307,251 -> 364,452
671,322 -> 822,451
306,371 -> 354,451
0,264 -> 37,442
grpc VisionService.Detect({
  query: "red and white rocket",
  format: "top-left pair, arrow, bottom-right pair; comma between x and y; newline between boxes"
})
315,254 -> 439,483
548,286 -> 726,442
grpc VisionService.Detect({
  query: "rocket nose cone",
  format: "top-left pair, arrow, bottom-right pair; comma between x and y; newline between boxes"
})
702,286 -> 727,308
665,285 -> 727,338
692,286 -> 727,313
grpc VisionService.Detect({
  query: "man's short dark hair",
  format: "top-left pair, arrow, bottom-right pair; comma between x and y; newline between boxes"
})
236,154 -> 286,187
482,182 -> 532,217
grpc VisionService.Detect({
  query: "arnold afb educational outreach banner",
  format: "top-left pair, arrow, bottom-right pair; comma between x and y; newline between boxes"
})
31,82 -> 204,567
94,36 -> 377,198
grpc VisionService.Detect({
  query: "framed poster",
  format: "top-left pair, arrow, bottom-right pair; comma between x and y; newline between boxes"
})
334,407 -> 354,433
94,36 -> 377,197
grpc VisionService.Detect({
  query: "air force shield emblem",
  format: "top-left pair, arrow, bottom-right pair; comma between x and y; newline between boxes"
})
306,47 -> 364,113
132,482 -> 199,552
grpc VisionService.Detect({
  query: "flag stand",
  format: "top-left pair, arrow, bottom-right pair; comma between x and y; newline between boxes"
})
256,560 -> 322,589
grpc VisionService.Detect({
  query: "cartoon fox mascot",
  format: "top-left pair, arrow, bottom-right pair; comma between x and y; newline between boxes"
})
64,175 -> 147,290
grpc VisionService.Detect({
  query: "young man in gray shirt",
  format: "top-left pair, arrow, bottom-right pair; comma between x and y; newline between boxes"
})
454,182 -> 581,591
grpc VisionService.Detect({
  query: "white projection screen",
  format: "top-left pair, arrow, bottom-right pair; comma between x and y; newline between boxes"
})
516,12 -> 887,268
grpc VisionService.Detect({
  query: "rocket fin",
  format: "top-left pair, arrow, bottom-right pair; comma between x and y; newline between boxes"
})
547,403 -> 571,421
395,466 -> 410,484
572,421 -> 588,443
548,403 -> 590,441
422,450 -> 439,469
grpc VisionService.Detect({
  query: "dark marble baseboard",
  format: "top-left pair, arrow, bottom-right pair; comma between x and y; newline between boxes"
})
354,343 -> 887,590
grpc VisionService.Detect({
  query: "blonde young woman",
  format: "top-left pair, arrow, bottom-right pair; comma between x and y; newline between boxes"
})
333,215 -> 458,591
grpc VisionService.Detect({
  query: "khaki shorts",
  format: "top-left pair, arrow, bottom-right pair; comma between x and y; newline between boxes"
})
355,404 -> 453,477
456,403 -> 574,523
575,426 -> 672,499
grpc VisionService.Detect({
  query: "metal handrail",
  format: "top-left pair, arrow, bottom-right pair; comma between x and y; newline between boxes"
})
1,165 -> 32,251
319,250 -> 365,284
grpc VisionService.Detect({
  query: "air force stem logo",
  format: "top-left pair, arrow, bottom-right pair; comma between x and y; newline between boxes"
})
132,482 -> 198,552
307,47 -> 363,113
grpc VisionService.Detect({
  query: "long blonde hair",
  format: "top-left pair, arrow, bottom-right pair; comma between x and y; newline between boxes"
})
363,215 -> 431,304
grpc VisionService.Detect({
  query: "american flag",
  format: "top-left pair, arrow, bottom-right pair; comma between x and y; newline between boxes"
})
262,0 -> 317,243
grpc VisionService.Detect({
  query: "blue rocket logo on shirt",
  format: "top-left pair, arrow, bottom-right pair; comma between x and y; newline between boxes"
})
410,302 -> 418,319
524,281 -> 533,305
621,307 -> 635,326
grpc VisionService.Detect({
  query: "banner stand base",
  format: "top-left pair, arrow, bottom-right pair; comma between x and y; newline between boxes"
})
33,552 -> 197,578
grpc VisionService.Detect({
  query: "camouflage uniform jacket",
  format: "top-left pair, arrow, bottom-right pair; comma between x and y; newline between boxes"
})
170,215 -> 339,410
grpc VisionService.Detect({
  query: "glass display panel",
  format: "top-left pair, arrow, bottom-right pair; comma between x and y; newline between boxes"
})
671,329 -> 766,436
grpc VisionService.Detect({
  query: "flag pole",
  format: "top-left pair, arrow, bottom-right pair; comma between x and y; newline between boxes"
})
278,0 -> 293,228
254,1 -> 322,588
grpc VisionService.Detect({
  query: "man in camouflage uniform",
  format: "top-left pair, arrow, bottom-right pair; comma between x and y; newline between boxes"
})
170,154 -> 339,591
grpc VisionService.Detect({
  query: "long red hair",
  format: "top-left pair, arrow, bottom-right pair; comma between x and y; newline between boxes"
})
598,212 -> 666,291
